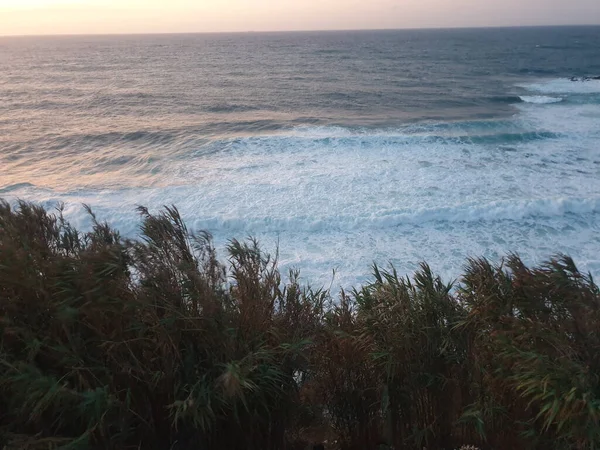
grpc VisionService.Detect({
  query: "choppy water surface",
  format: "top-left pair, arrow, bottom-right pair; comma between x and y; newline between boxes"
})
2,27 -> 600,287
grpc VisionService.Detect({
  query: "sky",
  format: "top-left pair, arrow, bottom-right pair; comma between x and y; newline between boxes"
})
0,0 -> 599,36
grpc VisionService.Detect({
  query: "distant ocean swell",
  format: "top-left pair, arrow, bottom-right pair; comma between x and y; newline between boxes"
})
7,127 -> 563,157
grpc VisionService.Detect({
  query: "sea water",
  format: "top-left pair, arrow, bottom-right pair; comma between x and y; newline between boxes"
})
1,27 -> 600,288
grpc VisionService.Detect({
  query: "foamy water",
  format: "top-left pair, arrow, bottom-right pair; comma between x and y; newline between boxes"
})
2,29 -> 600,288
3,76 -> 600,288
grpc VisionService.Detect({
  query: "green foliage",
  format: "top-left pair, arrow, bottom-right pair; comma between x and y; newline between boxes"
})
1,200 -> 599,449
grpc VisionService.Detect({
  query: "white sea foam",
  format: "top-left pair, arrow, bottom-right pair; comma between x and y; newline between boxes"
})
6,187 -> 600,289
518,78 -> 600,94
4,77 -> 600,289
13,191 -> 600,234
519,95 -> 563,104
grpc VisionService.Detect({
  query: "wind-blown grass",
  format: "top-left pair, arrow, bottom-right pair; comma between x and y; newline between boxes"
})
1,200 -> 599,449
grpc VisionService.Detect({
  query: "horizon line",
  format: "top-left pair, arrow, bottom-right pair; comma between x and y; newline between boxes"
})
1,23 -> 599,39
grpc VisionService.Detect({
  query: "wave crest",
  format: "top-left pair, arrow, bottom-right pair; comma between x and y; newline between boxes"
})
519,78 -> 600,95
187,197 -> 600,233
519,95 -> 563,104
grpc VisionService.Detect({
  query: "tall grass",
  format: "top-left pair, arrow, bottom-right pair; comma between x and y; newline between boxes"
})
1,200 -> 599,449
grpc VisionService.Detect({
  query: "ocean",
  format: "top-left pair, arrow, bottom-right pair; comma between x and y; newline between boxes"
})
1,26 -> 600,288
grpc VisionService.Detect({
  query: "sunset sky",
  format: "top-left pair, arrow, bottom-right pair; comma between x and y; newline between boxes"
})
0,0 -> 599,36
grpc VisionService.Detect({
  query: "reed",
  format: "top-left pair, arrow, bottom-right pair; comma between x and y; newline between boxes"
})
1,200 -> 599,449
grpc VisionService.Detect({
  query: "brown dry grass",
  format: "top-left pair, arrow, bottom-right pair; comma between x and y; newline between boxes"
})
1,200 -> 599,450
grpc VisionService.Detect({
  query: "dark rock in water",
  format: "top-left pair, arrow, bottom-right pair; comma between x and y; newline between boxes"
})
570,76 -> 600,82
313,445 -> 325,450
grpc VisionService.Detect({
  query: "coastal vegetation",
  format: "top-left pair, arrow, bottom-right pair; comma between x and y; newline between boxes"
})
1,200 -> 599,450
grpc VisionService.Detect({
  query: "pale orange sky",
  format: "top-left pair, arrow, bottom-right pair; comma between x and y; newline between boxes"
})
0,0 -> 599,36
